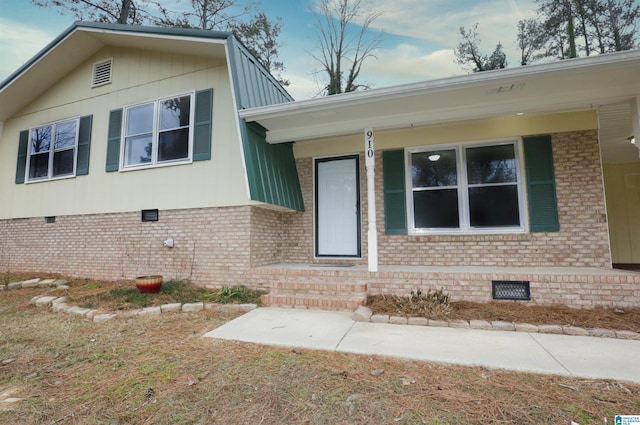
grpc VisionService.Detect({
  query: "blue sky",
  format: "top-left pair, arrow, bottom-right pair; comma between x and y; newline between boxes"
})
0,0 -> 541,100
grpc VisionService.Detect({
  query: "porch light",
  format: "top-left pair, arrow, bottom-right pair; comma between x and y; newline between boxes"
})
428,154 -> 441,162
629,136 -> 636,145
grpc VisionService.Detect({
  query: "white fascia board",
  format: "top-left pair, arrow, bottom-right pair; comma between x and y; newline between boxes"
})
240,50 -> 640,123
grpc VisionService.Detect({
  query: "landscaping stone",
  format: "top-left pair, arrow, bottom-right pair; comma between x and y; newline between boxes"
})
562,326 -> 590,336
491,321 -> 515,331
615,330 -> 640,340
8,282 -> 23,290
352,306 -> 373,322
85,310 -> 99,320
238,304 -> 257,312
449,320 -> 470,329
21,279 -> 41,288
52,279 -> 68,287
389,316 -> 408,325
428,320 -> 449,327
52,303 -> 71,313
589,328 -> 616,338
35,296 -> 59,307
407,317 -> 429,326
119,309 -> 143,318
182,303 -> 204,312
161,303 -> 182,313
139,306 -> 162,316
38,279 -> 56,288
469,320 -> 493,330
57,285 -> 70,291
51,297 -> 68,305
538,325 -> 564,334
93,314 -> 117,323
0,285 -> 5,291
67,307 -> 91,316
370,314 -> 389,323
29,295 -> 43,305
2,358 -> 16,365
514,323 -> 539,333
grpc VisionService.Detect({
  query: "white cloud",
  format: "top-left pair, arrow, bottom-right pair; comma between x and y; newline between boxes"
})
0,17 -> 57,81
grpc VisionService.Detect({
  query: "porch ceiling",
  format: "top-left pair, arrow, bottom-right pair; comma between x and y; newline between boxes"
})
240,50 -> 640,164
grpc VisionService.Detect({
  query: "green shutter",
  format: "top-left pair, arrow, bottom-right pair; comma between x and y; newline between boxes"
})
76,115 -> 92,175
383,149 -> 407,234
524,135 -> 560,232
15,130 -> 29,184
106,109 -> 122,172
193,88 -> 213,161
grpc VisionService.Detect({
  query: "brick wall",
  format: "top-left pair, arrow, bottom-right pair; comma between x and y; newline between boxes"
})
0,206 -> 264,287
285,130 -> 612,268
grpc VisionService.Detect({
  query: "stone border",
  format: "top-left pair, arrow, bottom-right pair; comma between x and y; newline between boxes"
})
352,306 -> 640,341
3,278 -> 256,323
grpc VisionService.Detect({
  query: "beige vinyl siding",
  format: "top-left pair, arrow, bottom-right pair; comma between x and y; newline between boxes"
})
293,110 -> 598,159
0,46 -> 251,219
604,162 -> 640,263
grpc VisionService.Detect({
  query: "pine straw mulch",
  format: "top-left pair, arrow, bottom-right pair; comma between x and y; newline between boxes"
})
1,286 -> 639,424
367,295 -> 640,333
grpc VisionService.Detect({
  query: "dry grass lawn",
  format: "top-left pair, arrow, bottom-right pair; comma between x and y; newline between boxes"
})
1,278 -> 640,424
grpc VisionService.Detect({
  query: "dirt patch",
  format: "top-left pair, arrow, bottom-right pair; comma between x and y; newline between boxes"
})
367,295 -> 640,333
1,287 -> 639,424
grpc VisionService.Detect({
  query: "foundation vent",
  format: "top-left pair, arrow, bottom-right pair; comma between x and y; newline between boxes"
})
141,209 -> 159,222
492,280 -> 530,301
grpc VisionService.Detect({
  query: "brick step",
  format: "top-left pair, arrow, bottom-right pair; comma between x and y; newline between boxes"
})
268,281 -> 367,296
261,293 -> 366,311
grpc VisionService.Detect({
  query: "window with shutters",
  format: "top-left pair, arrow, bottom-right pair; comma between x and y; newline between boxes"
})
121,92 -> 194,169
26,118 -> 79,181
407,139 -> 526,234
91,59 -> 112,87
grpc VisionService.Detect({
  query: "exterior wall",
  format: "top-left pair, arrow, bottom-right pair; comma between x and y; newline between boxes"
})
284,129 -> 612,268
604,161 -> 640,264
0,45 -> 251,220
0,206 -> 280,288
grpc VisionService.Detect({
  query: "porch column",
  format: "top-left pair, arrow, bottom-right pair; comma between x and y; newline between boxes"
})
364,128 -> 378,272
632,96 -> 640,158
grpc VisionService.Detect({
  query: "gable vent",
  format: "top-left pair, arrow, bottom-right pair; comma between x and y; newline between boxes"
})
92,59 -> 112,87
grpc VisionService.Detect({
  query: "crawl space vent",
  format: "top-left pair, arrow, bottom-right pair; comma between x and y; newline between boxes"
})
92,59 -> 112,87
492,280 -> 530,301
141,209 -> 159,222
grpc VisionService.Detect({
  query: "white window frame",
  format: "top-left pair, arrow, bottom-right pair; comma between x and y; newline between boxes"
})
406,138 -> 527,235
120,91 -> 195,171
25,117 -> 80,183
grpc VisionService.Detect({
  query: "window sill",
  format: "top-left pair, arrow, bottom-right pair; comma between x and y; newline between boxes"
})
119,159 -> 192,172
408,233 -> 532,243
25,174 -> 76,184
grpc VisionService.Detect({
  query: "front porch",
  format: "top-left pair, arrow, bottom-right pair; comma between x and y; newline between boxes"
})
255,264 -> 640,311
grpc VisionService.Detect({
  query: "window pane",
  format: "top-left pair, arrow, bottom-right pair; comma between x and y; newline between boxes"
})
31,126 -> 51,153
411,150 -> 457,187
158,128 -> 189,161
124,135 -> 152,165
29,153 -> 49,179
413,189 -> 459,228
53,149 -> 74,176
469,186 -> 520,227
55,120 -> 77,149
466,145 -> 516,184
126,103 -> 154,135
159,96 -> 191,130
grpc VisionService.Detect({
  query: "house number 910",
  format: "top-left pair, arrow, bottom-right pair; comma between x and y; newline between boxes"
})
365,128 -> 375,166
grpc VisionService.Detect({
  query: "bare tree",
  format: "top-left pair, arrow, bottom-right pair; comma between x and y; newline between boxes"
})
311,0 -> 384,95
31,0 -> 152,24
454,23 -> 507,72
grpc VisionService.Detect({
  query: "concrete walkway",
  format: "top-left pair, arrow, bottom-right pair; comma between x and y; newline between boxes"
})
204,307 -> 640,384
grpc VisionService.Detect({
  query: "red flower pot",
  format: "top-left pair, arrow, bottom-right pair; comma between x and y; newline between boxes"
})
135,275 -> 163,294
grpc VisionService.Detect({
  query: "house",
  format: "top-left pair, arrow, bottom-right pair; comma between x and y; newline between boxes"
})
1,22 -> 639,310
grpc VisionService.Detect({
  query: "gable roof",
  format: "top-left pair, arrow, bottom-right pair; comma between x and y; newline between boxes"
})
0,21 -> 292,122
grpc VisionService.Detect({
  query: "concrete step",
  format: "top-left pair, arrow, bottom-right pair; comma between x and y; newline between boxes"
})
261,293 -> 366,311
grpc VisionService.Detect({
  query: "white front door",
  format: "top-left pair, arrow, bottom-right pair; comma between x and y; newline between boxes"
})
315,156 -> 361,257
